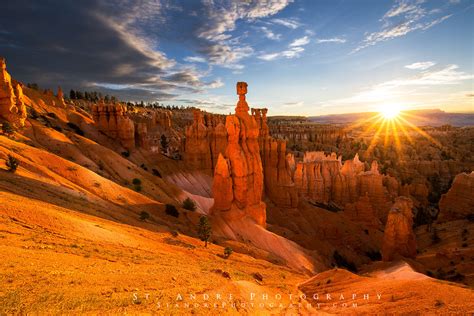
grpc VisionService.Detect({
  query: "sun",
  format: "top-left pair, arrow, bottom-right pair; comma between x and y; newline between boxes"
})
378,104 -> 402,119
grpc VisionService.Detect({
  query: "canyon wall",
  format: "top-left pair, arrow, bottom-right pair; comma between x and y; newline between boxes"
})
0,58 -> 27,127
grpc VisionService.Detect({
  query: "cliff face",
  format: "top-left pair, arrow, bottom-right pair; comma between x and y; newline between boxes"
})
91,102 -> 135,150
211,82 -> 266,226
0,58 -> 27,127
382,196 -> 417,261
438,172 -> 474,222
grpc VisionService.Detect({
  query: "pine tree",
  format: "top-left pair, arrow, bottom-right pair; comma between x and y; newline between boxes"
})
198,216 -> 212,247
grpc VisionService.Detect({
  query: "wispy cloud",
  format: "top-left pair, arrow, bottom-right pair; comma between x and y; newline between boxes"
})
260,26 -> 281,40
405,61 -> 436,70
316,37 -> 346,44
271,17 -> 301,29
196,0 -> 293,68
353,0 -> 453,53
259,35 -> 310,61
184,56 -> 207,63
289,35 -> 310,47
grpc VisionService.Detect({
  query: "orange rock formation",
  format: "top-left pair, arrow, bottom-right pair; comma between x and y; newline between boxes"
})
438,171 -> 474,222
253,107 -> 299,208
91,101 -> 135,149
0,58 -> 27,127
382,196 -> 417,261
211,82 -> 266,226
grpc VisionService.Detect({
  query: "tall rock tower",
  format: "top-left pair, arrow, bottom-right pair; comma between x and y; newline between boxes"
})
211,82 -> 266,226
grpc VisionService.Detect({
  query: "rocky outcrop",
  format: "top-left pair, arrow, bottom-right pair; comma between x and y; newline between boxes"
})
91,101 -> 135,149
211,82 -> 266,226
382,197 -> 417,261
128,109 -> 176,153
253,108 -> 298,208
184,109 -> 213,173
183,110 -> 227,173
0,58 -> 27,127
438,172 -> 474,222
56,86 -> 66,107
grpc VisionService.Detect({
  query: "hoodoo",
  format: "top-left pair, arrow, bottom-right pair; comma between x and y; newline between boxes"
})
211,82 -> 266,226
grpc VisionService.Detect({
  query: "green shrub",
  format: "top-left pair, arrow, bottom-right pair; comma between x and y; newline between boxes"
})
224,247 -> 233,258
121,151 -> 130,157
6,155 -> 19,172
132,178 -> 141,185
2,122 -> 15,135
139,211 -> 150,221
182,197 -> 197,211
165,204 -> 179,218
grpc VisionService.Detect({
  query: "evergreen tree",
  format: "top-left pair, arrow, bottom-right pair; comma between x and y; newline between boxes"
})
69,89 -> 76,100
198,216 -> 212,247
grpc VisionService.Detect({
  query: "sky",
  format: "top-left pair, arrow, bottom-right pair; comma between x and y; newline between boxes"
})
0,0 -> 473,116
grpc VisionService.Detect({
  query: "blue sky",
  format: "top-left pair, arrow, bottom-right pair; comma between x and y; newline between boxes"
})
1,0 -> 473,115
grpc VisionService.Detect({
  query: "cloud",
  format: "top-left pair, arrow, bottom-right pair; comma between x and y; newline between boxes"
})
184,56 -> 207,63
289,36 -> 310,47
260,26 -> 281,40
353,0 -> 453,53
405,61 -> 436,70
196,0 -> 293,68
324,64 -> 473,108
316,37 -> 346,44
271,18 -> 301,29
258,35 -> 309,61
0,0 -> 233,103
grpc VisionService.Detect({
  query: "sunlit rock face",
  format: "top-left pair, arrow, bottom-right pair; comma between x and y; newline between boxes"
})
0,57 -> 27,127
253,107 -> 299,208
91,101 -> 135,150
382,196 -> 417,261
211,82 -> 266,226
183,109 -> 227,174
438,172 -> 474,222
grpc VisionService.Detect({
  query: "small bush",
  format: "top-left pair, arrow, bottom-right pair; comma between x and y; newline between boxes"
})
139,211 -> 150,221
170,230 -> 179,237
132,178 -> 141,185
224,247 -> 233,258
182,197 -> 197,211
6,155 -> 19,172
2,122 -> 15,135
140,163 -> 148,171
165,204 -> 179,218
121,151 -> 130,157
461,243 -> 467,248
46,112 -> 58,119
133,185 -> 142,192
